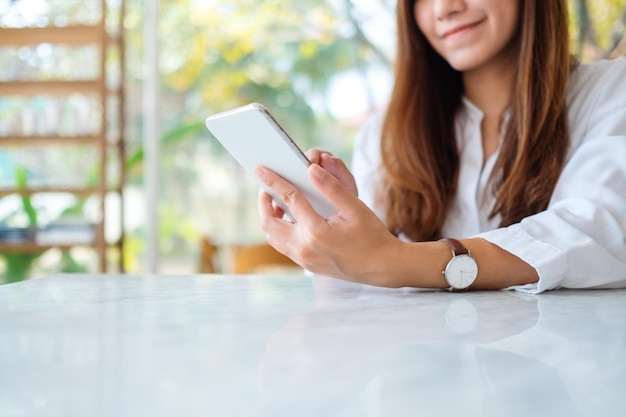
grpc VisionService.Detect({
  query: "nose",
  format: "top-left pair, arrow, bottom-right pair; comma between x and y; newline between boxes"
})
433,0 -> 466,20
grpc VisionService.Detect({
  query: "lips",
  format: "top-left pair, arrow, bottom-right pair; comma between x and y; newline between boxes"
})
441,19 -> 485,39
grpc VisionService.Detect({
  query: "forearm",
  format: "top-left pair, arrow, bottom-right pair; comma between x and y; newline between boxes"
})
373,238 -> 538,290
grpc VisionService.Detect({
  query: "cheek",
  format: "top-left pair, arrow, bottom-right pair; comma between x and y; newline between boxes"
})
413,3 -> 432,37
414,6 -> 439,51
495,0 -> 521,39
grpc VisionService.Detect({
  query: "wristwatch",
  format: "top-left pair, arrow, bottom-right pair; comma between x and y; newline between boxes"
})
440,238 -> 478,291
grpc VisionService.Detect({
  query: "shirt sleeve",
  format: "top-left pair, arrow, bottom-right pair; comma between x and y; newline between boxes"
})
477,60 -> 626,294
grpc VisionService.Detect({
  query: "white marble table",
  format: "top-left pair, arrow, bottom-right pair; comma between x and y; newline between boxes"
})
0,274 -> 625,417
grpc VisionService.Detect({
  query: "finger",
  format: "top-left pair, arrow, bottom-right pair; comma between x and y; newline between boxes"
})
319,153 -> 358,196
257,190 -> 296,260
272,202 -> 286,219
257,188 -> 294,253
258,188 -> 286,219
258,188 -> 277,223
258,188 -> 289,226
254,166 -> 320,224
308,163 -> 361,216
305,148 -> 333,165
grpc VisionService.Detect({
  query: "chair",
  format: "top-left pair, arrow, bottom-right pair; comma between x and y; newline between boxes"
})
200,237 -> 219,273
200,237 -> 300,274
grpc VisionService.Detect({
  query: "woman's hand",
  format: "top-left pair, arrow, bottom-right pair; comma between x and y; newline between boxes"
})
255,149 -> 539,290
254,156 -> 400,286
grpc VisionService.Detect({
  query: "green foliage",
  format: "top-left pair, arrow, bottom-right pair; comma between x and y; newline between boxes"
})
0,167 -> 43,284
150,0 -> 368,146
15,167 -> 38,228
126,120 -> 209,181
568,0 -> 626,60
0,166 -> 89,284
59,250 -> 88,274
2,255 -> 39,284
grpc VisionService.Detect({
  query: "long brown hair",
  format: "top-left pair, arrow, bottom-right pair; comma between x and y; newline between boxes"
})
380,0 -> 572,241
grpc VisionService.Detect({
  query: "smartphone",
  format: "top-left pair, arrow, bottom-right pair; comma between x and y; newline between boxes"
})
205,103 -> 336,220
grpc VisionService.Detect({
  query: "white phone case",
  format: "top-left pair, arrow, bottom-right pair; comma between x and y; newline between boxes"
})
205,103 -> 336,219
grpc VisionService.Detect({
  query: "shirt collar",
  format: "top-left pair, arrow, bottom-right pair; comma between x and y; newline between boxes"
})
461,96 -> 484,123
461,96 -> 513,137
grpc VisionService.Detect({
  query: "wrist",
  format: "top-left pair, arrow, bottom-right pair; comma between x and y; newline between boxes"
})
363,239 -> 451,289
440,238 -> 479,290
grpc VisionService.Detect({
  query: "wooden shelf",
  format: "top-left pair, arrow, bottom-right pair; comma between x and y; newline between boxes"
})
0,135 -> 101,147
0,186 -> 125,197
0,242 -> 95,253
0,0 -> 126,273
0,25 -> 104,46
0,187 -> 99,197
0,80 -> 102,96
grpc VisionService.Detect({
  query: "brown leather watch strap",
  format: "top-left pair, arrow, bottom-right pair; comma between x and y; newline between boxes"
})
440,238 -> 470,257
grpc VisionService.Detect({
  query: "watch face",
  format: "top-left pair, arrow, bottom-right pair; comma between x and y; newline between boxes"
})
444,254 -> 478,289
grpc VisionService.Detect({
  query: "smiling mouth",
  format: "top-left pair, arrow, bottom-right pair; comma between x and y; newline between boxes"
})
442,19 -> 485,39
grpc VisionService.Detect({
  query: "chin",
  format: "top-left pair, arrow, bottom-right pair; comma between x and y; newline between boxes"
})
446,61 -> 478,72
446,56 -> 489,73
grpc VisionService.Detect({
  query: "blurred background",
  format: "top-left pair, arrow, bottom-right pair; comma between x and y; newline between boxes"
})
1,0 -> 625,283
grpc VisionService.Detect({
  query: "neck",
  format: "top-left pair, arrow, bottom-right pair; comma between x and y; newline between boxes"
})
462,58 -> 517,118
462,51 -> 518,163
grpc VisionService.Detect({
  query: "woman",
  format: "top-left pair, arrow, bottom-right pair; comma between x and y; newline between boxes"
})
254,0 -> 626,293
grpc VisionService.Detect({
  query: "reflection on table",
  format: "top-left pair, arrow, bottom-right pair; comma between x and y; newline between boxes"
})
0,274 -> 624,417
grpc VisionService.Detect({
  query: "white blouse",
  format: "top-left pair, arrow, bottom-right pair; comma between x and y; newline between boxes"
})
351,58 -> 626,293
